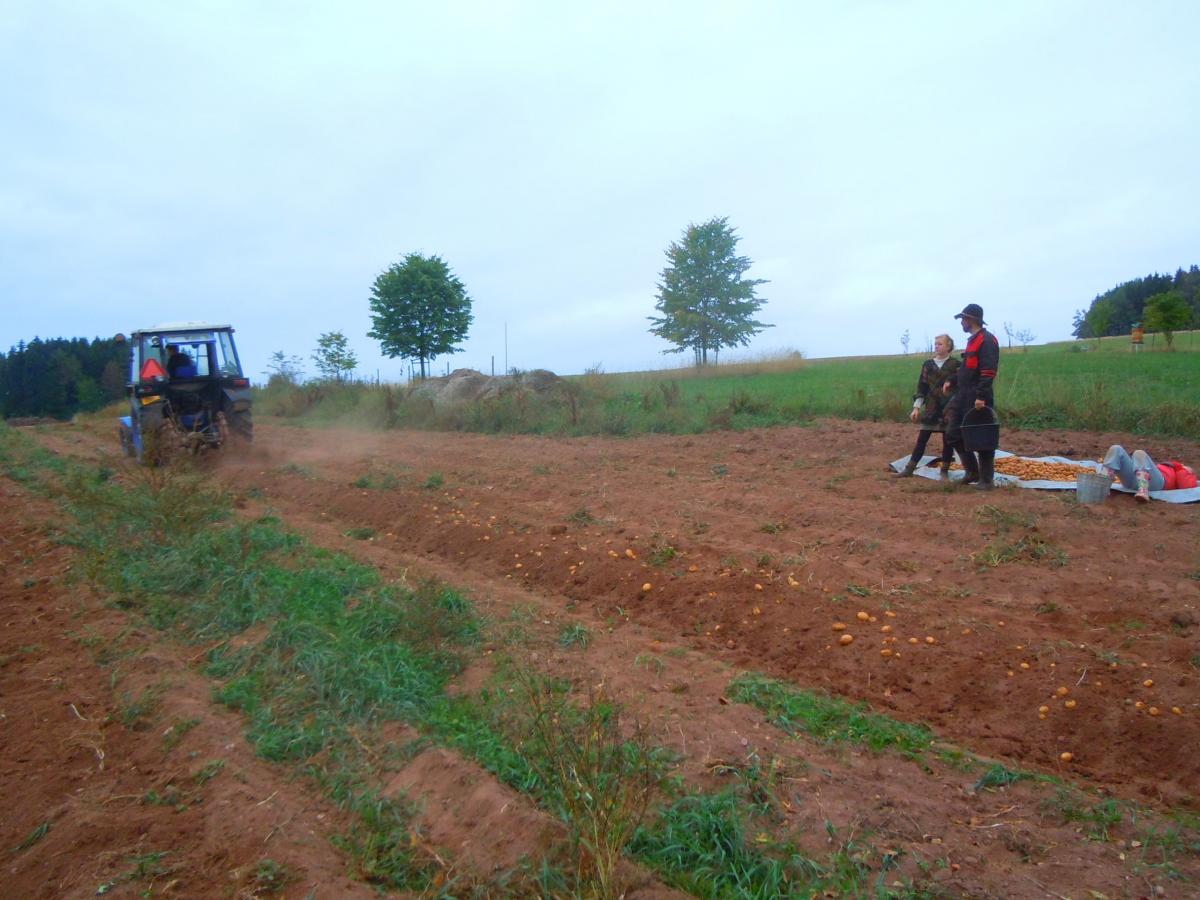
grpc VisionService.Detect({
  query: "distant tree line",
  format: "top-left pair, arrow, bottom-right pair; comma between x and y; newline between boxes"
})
1072,266 -> 1200,341
0,336 -> 128,419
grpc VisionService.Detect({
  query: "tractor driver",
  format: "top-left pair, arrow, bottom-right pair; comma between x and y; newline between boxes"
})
166,344 -> 194,378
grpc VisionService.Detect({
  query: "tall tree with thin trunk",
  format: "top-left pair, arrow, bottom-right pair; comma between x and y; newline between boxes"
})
649,217 -> 770,365
368,253 -> 472,379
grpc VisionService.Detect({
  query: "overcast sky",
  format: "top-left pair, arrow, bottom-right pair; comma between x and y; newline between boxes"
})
3,1 -> 1198,382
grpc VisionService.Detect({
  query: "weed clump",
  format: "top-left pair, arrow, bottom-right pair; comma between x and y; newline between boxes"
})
497,669 -> 673,899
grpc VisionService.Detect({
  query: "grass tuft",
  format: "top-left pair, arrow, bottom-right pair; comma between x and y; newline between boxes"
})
630,791 -> 824,897
1043,788 -> 1125,841
974,763 -> 1032,791
119,686 -> 163,730
15,821 -> 52,852
557,623 -> 591,648
728,673 -> 933,759
566,507 -> 598,526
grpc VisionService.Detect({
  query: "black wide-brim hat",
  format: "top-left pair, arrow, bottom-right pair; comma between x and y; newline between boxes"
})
954,303 -> 986,324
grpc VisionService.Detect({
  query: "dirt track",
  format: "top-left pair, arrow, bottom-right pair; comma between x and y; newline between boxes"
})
5,417 -> 1200,897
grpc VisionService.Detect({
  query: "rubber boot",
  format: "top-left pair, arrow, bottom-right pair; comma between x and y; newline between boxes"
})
975,450 -> 995,491
939,445 -> 953,479
898,459 -> 918,478
1134,469 -> 1151,503
954,444 -> 979,485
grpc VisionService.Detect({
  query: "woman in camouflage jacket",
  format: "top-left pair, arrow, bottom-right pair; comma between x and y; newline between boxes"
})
897,334 -> 959,477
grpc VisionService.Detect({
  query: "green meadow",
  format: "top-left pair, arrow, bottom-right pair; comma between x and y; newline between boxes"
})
256,332 -> 1200,440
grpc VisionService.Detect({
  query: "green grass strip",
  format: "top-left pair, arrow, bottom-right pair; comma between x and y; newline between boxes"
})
728,673 -> 935,759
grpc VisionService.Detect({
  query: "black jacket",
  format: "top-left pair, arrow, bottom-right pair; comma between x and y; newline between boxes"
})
956,328 -> 999,407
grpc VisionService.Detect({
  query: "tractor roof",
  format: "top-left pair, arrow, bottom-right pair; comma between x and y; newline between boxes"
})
132,322 -> 232,336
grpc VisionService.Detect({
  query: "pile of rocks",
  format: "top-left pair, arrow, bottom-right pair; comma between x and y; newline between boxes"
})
406,369 -> 563,407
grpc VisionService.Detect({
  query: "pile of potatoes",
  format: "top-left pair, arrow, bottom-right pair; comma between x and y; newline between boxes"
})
993,457 -> 1098,482
950,457 -> 1099,482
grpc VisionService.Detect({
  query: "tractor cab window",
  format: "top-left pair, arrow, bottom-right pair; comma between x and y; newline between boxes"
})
160,335 -> 215,379
135,335 -> 169,382
134,329 -> 241,383
216,331 -> 243,377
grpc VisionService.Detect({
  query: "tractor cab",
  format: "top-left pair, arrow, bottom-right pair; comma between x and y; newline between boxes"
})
119,322 -> 253,463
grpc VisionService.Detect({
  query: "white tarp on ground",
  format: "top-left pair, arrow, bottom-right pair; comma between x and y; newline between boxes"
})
889,450 -> 1200,504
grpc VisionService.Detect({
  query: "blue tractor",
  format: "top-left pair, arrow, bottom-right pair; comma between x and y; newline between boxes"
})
118,322 -> 253,464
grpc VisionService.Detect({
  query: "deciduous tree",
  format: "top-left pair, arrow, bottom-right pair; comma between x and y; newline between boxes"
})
311,332 -> 357,382
265,350 -> 304,386
1085,300 -> 1114,346
1143,290 -> 1191,349
368,253 -> 472,379
648,217 -> 770,365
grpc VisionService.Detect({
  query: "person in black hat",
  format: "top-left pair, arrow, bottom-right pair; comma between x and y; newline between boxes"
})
945,303 -> 1000,489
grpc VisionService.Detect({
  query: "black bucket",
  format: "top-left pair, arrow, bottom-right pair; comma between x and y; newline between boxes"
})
961,406 -> 999,452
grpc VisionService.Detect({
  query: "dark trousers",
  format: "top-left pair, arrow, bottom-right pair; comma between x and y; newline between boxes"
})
946,401 -> 996,484
908,429 -> 953,467
951,445 -> 995,483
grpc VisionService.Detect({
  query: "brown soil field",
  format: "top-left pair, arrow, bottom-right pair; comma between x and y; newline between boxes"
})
0,474 -> 373,899
4,416 -> 1199,898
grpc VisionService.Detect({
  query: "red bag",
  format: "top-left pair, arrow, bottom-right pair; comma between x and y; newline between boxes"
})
1156,460 -> 1197,491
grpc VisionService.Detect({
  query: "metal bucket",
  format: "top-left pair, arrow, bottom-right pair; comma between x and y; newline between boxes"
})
1075,471 -> 1111,504
961,407 -> 999,452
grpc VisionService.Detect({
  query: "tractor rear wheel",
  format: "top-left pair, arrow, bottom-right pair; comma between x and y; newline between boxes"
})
136,403 -> 173,466
221,407 -> 253,446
